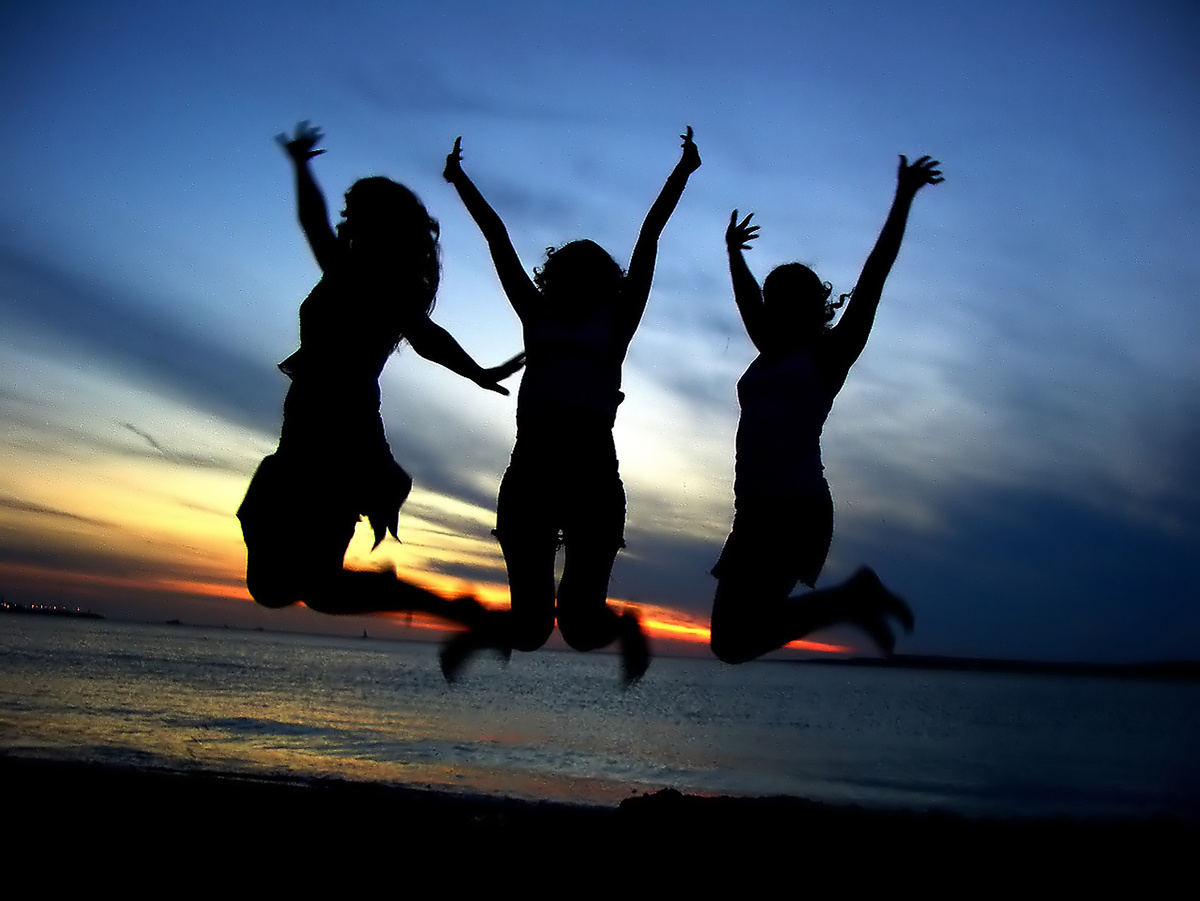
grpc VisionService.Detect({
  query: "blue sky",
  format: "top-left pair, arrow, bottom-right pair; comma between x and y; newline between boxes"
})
1,0 -> 1197,661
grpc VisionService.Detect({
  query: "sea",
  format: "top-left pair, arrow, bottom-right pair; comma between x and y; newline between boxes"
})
3,615 -> 1198,821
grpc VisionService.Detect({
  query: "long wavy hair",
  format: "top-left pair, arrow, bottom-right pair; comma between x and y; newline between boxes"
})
339,177 -> 441,349
762,263 -> 845,334
532,240 -> 625,314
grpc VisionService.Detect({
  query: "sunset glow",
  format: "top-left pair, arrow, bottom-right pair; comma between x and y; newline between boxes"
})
2,1 -> 1197,664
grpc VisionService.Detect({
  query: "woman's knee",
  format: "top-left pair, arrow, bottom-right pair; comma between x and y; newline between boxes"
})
498,534 -> 558,650
246,551 -> 342,611
709,581 -> 759,664
709,620 -> 756,665
246,567 -> 298,609
556,547 -> 620,650
557,607 -> 618,652
510,603 -> 555,652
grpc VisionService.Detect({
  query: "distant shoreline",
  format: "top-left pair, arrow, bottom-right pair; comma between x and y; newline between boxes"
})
785,653 -> 1200,682
0,600 -> 103,620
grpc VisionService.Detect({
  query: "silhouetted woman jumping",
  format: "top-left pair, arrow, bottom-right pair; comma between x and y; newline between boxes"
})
441,128 -> 701,681
710,155 -> 942,664
238,122 -> 522,622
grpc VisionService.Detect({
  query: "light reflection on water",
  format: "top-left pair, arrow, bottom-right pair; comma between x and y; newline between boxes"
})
2,616 -> 1198,817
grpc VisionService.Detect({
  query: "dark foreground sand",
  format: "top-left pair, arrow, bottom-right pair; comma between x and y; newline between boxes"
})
5,755 -> 1194,888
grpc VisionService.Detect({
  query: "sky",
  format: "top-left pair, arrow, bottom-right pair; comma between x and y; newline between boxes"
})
1,0 -> 1197,663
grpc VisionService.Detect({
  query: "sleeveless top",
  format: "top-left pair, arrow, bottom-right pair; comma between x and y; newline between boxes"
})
270,266 -> 413,545
279,268 -> 394,386
516,306 -> 626,431
733,346 -> 834,502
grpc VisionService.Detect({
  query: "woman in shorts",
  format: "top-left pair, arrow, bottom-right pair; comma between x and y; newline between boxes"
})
239,122 -> 521,623
440,128 -> 701,681
711,154 -> 942,663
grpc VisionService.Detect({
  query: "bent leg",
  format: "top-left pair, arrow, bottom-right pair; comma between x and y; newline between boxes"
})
556,460 -> 626,652
555,541 -> 621,651
712,567 -> 914,663
239,454 -> 479,624
240,451 -> 358,609
240,454 -> 356,609
557,544 -> 649,684
489,457 -> 559,652
709,490 -> 835,663
439,458 -> 559,681
439,530 -> 559,682
301,568 -> 496,630
247,535 -> 488,621
438,533 -> 557,682
554,468 -> 648,682
497,531 -> 558,652
710,567 -> 796,664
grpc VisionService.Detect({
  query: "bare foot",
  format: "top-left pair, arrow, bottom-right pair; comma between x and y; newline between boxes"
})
842,567 -> 914,655
438,610 -> 511,682
438,629 -> 481,683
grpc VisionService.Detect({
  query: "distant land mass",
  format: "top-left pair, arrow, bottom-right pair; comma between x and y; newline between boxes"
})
791,653 -> 1200,682
0,600 -> 103,620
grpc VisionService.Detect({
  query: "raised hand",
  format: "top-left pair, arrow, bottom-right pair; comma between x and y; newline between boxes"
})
679,125 -> 701,174
897,154 -> 943,194
276,120 -> 325,163
726,210 -> 759,252
475,352 -> 526,395
443,136 -> 464,183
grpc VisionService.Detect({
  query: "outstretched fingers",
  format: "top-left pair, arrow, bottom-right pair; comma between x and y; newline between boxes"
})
475,356 -> 525,395
277,120 -> 325,161
726,209 -> 759,250
899,153 -> 944,189
481,352 -> 526,391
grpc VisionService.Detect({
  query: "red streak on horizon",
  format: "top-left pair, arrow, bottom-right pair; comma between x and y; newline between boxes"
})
639,614 -> 850,654
11,561 -> 854,655
2,562 -> 250,601
158,577 -> 251,601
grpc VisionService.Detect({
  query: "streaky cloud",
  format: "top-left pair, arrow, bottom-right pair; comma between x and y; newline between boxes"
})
0,246 -> 282,437
0,495 -> 113,528
339,54 -> 585,125
120,422 -> 242,471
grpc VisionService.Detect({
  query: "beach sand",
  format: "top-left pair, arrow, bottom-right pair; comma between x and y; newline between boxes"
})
5,755 -> 1192,888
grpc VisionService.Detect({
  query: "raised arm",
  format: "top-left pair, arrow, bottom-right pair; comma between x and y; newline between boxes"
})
725,210 -> 774,353
405,314 -> 525,395
443,137 -> 539,319
621,127 -> 702,335
276,121 -> 339,272
829,155 -> 943,374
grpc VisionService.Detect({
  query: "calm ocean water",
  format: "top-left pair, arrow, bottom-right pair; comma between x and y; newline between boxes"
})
2,616 -> 1197,819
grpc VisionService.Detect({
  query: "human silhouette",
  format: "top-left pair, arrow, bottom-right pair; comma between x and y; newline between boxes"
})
439,128 -> 702,682
238,122 -> 522,625
710,155 -> 942,664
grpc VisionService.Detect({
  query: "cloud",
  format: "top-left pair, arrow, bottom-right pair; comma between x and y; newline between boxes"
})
862,476 -> 1200,662
613,527 -> 721,616
0,495 -> 113,529
120,422 -> 242,471
0,246 -> 283,437
338,51 -> 584,126
454,173 -> 588,240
